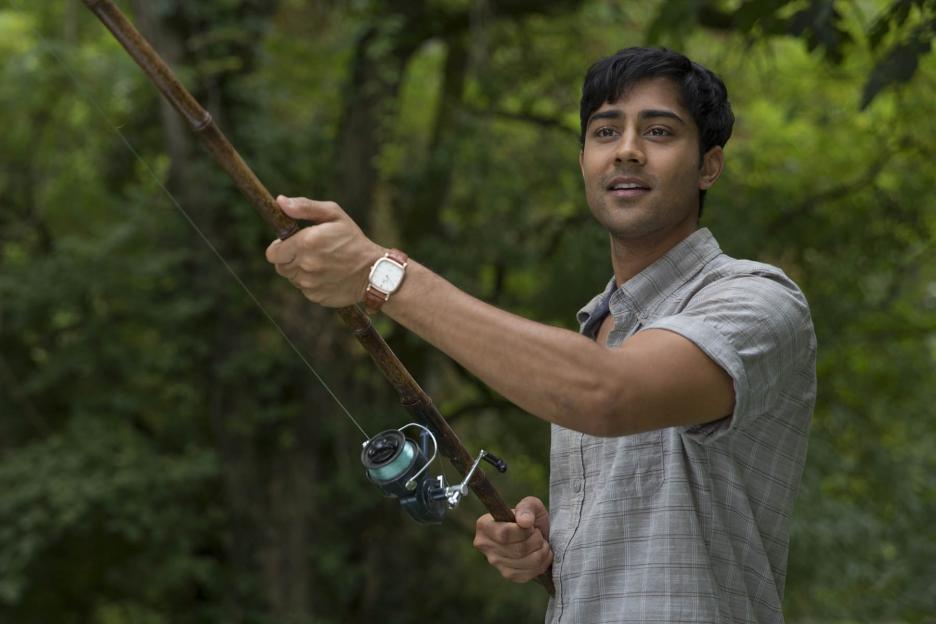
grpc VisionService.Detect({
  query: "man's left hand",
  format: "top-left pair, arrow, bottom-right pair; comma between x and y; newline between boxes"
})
265,196 -> 383,307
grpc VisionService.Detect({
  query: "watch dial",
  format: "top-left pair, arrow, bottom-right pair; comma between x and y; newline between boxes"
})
373,260 -> 404,292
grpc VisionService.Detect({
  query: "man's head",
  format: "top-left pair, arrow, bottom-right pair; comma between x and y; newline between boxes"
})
579,47 -> 734,217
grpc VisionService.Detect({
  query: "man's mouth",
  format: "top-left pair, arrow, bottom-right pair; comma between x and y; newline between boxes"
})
606,177 -> 651,198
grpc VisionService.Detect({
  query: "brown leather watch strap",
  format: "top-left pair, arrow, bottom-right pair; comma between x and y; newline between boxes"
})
363,249 -> 408,315
363,284 -> 389,315
385,248 -> 408,266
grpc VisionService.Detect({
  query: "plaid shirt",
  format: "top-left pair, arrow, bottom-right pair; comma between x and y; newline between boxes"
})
546,228 -> 816,623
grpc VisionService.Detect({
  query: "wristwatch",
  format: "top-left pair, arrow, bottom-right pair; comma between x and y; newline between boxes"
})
363,249 -> 408,314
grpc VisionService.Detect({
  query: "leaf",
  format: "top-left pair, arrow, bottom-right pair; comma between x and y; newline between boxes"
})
731,0 -> 787,32
646,0 -> 704,45
868,0 -> 916,50
788,0 -> 853,63
861,27 -> 934,109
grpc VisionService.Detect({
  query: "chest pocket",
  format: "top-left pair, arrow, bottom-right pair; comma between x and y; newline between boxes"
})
591,429 -> 666,501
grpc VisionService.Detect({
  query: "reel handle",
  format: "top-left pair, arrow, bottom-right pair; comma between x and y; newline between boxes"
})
481,452 -> 508,473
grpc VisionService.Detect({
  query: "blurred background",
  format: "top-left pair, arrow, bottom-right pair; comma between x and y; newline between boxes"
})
1,1 -> 934,622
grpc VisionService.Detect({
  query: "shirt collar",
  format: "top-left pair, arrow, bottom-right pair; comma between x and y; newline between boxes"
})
577,228 -> 722,333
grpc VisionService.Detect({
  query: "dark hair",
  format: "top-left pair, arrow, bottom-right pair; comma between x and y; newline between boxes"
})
579,47 -> 734,215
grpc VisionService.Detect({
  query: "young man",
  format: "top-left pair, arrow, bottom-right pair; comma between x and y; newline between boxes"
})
266,48 -> 816,623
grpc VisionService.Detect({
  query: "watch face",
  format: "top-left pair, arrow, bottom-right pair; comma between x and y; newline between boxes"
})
370,258 -> 405,293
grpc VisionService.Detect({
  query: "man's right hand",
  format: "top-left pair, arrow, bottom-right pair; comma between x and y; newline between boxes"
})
473,496 -> 553,583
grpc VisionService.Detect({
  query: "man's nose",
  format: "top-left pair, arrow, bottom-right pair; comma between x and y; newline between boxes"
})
614,129 -> 645,165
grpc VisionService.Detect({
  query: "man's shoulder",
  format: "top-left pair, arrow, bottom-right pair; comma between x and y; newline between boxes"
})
692,253 -> 809,306
705,253 -> 796,283
663,228 -> 809,308
664,252 -> 816,353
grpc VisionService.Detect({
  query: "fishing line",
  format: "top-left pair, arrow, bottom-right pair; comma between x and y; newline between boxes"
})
32,26 -> 370,440
15,11 -> 556,595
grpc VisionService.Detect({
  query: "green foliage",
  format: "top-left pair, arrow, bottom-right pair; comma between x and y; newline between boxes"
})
0,417 -> 221,623
650,0 -> 936,108
693,30 -> 936,618
1,0 -> 933,622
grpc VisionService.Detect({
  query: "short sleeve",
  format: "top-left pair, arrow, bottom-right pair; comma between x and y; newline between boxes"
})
642,271 -> 815,443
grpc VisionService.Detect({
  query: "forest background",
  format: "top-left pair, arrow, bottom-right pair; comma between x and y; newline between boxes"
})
1,0 -> 934,622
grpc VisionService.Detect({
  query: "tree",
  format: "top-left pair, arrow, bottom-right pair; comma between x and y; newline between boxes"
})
1,0 -> 933,622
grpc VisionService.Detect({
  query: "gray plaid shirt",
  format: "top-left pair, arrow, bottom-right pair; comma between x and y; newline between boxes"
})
546,228 -> 816,623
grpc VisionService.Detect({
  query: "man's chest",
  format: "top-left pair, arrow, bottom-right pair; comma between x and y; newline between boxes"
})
594,313 -> 615,346
593,309 -> 644,347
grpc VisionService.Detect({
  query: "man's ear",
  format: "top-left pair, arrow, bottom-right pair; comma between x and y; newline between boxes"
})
579,149 -> 585,177
698,146 -> 724,190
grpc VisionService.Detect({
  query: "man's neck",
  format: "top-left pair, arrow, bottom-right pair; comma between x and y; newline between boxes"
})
610,222 -> 698,286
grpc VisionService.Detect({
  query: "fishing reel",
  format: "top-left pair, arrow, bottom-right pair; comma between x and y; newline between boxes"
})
361,423 -> 507,523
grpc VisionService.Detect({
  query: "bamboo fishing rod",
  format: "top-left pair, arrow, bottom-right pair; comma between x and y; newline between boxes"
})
81,0 -> 554,595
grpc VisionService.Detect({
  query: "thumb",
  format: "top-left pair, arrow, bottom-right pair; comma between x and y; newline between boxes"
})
514,507 -> 535,529
515,496 -> 549,535
276,195 -> 344,223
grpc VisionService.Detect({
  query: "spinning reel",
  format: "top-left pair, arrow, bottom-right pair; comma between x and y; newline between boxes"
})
361,423 -> 508,523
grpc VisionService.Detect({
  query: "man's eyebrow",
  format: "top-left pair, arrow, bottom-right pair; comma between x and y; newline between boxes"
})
587,108 -> 686,127
587,109 -> 622,126
639,109 -> 685,124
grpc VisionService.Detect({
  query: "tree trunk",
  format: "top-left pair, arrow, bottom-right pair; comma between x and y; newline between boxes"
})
330,27 -> 417,228
128,3 -> 330,620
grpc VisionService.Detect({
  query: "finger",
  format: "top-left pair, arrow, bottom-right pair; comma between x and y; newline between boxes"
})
291,274 -> 316,290
486,521 -> 535,545
475,523 -> 545,558
266,238 -> 298,265
493,537 -> 552,572
475,512 -> 530,543
493,541 -> 554,582
474,518 -> 533,555
300,287 -> 321,303
275,263 -> 299,279
474,513 -> 494,534
497,531 -> 546,559
277,195 -> 344,224
473,517 -> 491,552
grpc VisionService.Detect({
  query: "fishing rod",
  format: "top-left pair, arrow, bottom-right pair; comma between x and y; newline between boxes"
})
81,0 -> 554,595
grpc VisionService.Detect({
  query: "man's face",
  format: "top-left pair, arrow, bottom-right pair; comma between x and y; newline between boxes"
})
580,77 -> 722,243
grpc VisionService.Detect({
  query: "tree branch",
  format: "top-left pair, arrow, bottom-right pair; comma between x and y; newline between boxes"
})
464,105 -> 579,139
767,150 -> 893,231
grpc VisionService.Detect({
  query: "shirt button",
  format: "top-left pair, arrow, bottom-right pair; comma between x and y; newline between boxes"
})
572,479 -> 582,493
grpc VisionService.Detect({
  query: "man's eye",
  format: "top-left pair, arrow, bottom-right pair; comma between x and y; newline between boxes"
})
647,127 -> 670,137
595,127 -> 617,138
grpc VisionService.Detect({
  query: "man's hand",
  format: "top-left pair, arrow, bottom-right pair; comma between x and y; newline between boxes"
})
265,196 -> 383,307
473,496 -> 553,583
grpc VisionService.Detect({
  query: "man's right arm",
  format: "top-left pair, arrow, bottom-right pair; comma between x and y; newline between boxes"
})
267,197 -> 735,437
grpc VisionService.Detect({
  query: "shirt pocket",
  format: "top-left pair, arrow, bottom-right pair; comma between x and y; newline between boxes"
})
594,429 -> 666,501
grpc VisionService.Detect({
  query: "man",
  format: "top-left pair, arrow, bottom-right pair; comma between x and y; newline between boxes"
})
266,47 -> 816,623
